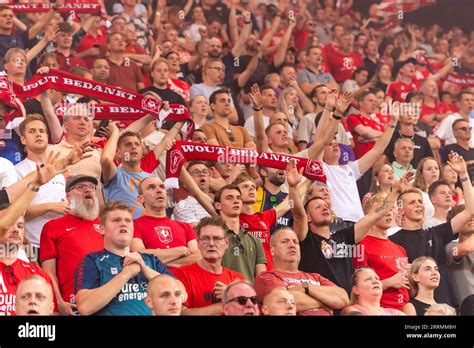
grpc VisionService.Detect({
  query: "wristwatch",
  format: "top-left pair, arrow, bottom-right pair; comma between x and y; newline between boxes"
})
301,280 -> 310,295
27,182 -> 40,192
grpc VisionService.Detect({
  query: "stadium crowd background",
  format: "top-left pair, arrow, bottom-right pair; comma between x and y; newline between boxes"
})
0,0 -> 473,317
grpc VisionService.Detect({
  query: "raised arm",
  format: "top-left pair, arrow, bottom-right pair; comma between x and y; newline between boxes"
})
358,111 -> 398,174
38,90 -> 63,144
0,152 -> 64,236
100,122 -> 119,183
28,1 -> 61,40
237,50 -> 259,88
26,25 -> 58,64
273,19 -> 295,68
249,84 -> 269,152
447,153 -> 474,234
286,160 -> 309,240
152,121 -> 183,160
179,167 -> 216,216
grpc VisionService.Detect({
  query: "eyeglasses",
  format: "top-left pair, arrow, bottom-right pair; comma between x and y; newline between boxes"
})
71,183 -> 97,192
2,266 -> 17,285
455,126 -> 472,131
226,129 -> 235,142
199,236 -> 226,244
190,169 -> 210,176
227,296 -> 258,305
207,66 -> 225,72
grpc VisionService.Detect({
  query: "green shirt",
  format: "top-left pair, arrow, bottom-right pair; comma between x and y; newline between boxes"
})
221,228 -> 267,283
392,161 -> 415,180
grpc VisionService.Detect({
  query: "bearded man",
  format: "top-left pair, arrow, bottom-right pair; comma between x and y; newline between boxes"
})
40,175 -> 104,316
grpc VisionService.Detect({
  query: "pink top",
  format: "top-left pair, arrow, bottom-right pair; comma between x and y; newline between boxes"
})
348,304 -> 404,316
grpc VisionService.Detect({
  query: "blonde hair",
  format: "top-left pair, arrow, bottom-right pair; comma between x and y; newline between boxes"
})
277,86 -> 304,124
408,256 -> 437,297
425,303 -> 456,316
413,157 -> 441,192
350,267 -> 377,304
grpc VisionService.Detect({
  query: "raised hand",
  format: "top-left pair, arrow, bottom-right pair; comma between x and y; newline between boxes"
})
335,92 -> 353,115
286,159 -> 303,187
33,151 -> 65,186
249,83 -> 263,109
325,89 -> 337,110
447,151 -> 467,175
44,24 -> 59,42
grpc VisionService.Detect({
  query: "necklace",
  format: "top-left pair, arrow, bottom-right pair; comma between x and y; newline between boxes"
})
399,130 -> 414,140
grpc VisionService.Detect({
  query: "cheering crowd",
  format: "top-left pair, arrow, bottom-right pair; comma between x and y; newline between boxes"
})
0,0 -> 473,317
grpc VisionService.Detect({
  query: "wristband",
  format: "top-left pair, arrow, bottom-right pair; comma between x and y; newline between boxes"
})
27,182 -> 40,192
253,106 -> 263,111
244,20 -> 251,24
332,114 -> 342,120
460,176 -> 469,182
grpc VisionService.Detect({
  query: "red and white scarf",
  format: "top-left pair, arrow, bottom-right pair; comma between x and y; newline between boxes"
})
8,2 -> 101,14
165,141 -> 326,188
0,69 -> 195,139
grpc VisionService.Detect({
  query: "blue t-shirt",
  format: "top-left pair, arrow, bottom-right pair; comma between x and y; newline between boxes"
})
255,186 -> 292,234
0,30 -> 30,71
103,167 -> 152,218
74,249 -> 172,316
0,130 -> 25,164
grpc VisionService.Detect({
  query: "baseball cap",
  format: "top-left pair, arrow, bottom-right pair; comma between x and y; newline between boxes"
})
392,57 -> 417,78
66,175 -> 98,192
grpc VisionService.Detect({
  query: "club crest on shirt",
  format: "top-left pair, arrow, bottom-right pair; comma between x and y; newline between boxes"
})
155,226 -> 173,244
320,240 -> 333,259
93,224 -> 101,233
259,221 -> 267,229
242,223 -> 248,228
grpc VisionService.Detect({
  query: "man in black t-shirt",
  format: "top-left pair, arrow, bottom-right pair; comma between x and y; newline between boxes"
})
139,58 -> 185,105
390,153 -> 474,306
293,188 -> 400,295
383,113 -> 433,168
443,119 -> 474,163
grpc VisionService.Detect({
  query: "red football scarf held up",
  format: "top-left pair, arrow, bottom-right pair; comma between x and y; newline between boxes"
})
0,69 -> 195,139
8,3 -> 101,14
165,141 -> 326,188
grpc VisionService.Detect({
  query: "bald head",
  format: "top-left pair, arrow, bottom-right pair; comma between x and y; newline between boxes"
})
15,275 -> 54,316
146,275 -> 186,316
262,288 -> 296,316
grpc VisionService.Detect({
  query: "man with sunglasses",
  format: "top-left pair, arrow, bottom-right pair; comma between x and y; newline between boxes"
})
175,216 -> 244,315
222,280 -> 259,316
40,174 -> 104,316
443,119 -> 474,163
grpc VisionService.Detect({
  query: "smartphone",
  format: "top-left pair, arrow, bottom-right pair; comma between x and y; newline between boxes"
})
94,119 -> 109,137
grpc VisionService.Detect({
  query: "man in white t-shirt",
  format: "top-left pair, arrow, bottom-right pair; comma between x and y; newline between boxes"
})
435,91 -> 474,146
244,85 -> 277,137
0,157 -> 17,188
322,115 -> 398,223
15,115 -> 67,250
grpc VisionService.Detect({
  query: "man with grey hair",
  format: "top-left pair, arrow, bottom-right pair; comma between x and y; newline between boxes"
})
40,174 -> 104,316
255,228 -> 349,315
15,275 -> 55,316
222,280 -> 259,316
50,103 -> 101,181
392,138 -> 416,180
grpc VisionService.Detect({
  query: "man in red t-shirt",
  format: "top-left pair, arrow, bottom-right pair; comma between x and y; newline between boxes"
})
40,175 -> 104,316
354,194 -> 410,310
325,32 -> 363,83
0,215 -> 57,316
347,91 -> 387,159
254,228 -> 349,316
233,173 -> 295,270
131,176 -> 201,271
386,58 -> 417,103
175,216 -> 244,315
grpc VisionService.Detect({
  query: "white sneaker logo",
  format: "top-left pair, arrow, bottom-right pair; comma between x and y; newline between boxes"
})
66,227 -> 76,232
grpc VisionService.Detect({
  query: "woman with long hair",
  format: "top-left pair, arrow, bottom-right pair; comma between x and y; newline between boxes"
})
277,86 -> 305,142
342,267 -> 405,315
442,163 -> 463,205
402,257 -> 440,315
413,157 -> 441,220
362,162 -> 395,207
164,51 -> 191,104
375,63 -> 392,93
